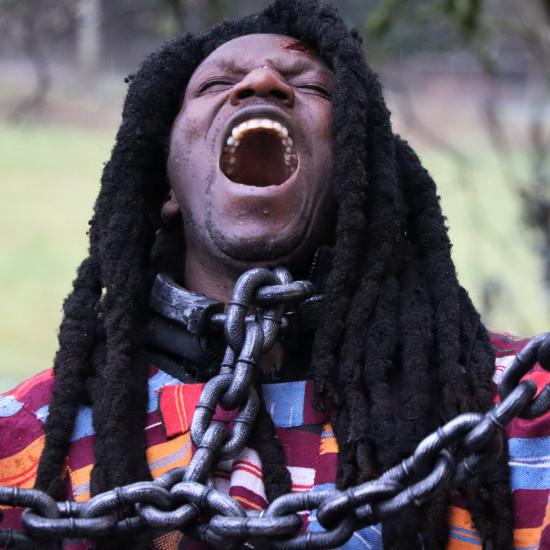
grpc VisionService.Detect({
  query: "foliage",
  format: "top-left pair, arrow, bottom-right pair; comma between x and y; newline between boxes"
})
0,0 -> 75,118
365,0 -> 550,308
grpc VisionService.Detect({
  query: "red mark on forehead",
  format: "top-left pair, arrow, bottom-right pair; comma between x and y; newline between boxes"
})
280,39 -> 315,56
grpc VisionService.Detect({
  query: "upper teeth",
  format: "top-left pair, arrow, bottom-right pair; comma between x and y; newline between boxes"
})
230,118 -> 291,143
223,118 -> 297,173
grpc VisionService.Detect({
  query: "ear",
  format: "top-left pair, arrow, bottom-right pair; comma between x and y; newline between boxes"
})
161,189 -> 180,224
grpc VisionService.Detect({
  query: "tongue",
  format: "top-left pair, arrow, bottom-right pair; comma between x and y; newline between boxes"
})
228,130 -> 291,187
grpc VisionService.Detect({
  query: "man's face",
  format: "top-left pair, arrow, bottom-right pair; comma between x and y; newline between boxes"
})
165,33 -> 335,274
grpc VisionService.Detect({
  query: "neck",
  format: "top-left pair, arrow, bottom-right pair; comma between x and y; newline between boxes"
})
183,247 -> 312,303
184,254 -> 239,303
182,249 -> 317,375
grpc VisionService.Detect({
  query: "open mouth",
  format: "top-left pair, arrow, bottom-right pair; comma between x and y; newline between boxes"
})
220,118 -> 298,187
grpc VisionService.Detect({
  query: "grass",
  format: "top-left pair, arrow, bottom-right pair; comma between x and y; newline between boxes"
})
421,142 -> 550,336
0,121 -> 113,391
0,78 -> 549,392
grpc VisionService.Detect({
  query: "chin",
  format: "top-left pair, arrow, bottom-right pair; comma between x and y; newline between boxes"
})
209,224 -> 308,266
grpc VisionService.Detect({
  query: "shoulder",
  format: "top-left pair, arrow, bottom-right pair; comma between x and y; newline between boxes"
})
488,329 -> 533,386
488,328 -> 531,354
488,331 -> 550,544
0,369 -> 55,427
489,329 -> 550,477
0,369 -> 54,488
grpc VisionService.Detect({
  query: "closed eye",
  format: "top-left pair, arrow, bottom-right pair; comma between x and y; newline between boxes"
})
195,78 -> 234,95
296,84 -> 332,99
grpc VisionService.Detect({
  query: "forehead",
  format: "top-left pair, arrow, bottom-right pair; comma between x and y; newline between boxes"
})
191,33 -> 331,77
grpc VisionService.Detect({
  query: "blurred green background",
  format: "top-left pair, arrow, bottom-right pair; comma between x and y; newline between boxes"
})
1,0 -> 549,391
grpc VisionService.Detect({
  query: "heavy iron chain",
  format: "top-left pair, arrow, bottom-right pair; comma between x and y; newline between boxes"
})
1,267 -> 550,549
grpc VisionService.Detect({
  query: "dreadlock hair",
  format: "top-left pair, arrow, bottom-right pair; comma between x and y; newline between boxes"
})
35,1 -> 514,548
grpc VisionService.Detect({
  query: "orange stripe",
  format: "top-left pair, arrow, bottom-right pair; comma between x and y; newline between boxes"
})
321,423 -> 338,454
447,506 -> 481,549
448,507 -> 478,536
233,495 -> 264,510
0,435 -> 45,486
146,433 -> 192,477
514,527 -> 543,549
4,462 -> 38,489
0,460 -> 38,485
70,464 -> 93,502
543,494 -> 550,531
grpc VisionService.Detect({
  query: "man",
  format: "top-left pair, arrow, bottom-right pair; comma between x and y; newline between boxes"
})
0,0 -> 547,549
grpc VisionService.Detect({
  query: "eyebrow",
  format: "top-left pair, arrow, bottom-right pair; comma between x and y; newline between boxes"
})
212,59 -> 245,73
200,56 -> 332,78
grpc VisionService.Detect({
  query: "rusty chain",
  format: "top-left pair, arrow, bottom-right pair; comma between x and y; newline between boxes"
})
0,267 -> 549,549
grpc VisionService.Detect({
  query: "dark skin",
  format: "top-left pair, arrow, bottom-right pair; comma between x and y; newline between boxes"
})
163,34 -> 336,305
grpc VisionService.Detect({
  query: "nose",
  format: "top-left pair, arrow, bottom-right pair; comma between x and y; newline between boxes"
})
229,66 -> 295,107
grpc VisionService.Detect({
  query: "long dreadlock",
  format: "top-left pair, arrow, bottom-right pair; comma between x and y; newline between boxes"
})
35,1 -> 513,548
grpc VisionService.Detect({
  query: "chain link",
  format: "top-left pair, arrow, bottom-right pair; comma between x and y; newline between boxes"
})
2,270 -> 550,549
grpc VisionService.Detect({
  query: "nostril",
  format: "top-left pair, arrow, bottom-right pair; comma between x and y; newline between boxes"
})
237,89 -> 255,100
271,90 -> 289,101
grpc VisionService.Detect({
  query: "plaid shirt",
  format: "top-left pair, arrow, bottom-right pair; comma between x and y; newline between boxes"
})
0,331 -> 548,549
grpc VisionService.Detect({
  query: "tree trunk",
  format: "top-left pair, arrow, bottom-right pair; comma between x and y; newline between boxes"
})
76,0 -> 102,81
